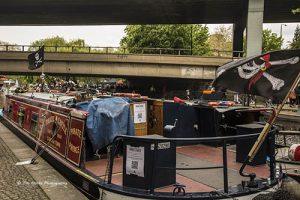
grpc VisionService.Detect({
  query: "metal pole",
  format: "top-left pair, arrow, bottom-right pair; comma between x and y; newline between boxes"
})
107,143 -> 115,184
268,130 -> 276,181
149,141 -> 158,194
280,24 -> 287,38
190,25 -> 193,55
222,141 -> 229,193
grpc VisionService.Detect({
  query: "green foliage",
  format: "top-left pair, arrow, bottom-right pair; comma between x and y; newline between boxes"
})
262,29 -> 283,53
24,76 -> 34,84
30,36 -> 89,53
0,41 -> 21,51
120,25 -> 210,55
292,8 -> 300,14
290,25 -> 300,49
8,75 -> 38,85
207,26 -> 233,56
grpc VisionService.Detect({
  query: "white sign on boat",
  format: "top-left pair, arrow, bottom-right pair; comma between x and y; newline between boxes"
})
126,145 -> 145,177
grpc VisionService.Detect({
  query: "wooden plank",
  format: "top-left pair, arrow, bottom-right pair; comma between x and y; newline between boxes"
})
277,130 -> 300,135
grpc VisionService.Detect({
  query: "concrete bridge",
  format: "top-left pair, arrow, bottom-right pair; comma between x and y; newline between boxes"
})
2,0 -> 299,58
1,0 -> 298,25
0,50 -> 233,80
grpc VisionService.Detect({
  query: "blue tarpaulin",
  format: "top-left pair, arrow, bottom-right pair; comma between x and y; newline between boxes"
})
77,97 -> 135,152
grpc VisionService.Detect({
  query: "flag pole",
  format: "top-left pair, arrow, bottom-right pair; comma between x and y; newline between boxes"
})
41,46 -> 45,91
41,45 -> 45,75
239,72 -> 300,182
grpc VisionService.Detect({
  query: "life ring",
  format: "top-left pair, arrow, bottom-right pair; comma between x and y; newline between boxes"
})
288,144 -> 300,161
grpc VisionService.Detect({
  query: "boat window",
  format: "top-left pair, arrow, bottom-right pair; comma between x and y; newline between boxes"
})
51,121 -> 59,137
18,107 -> 25,127
30,113 -> 39,136
7,104 -> 13,118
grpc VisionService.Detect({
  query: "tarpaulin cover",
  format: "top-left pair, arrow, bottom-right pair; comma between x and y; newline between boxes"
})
77,97 -> 135,152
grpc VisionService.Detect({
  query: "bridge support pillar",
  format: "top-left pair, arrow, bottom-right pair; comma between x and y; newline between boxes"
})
233,20 -> 246,58
233,1 -> 247,58
246,0 -> 264,57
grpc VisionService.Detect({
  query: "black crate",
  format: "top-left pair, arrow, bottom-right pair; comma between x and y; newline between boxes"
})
122,135 -> 176,190
236,123 -> 268,166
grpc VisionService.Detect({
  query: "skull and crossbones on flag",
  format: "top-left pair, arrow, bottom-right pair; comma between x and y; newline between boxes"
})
213,49 -> 300,101
28,46 -> 45,70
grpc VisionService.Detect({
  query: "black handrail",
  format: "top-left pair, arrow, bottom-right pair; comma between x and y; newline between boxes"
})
107,129 -> 277,196
114,132 -> 262,143
222,141 -> 229,193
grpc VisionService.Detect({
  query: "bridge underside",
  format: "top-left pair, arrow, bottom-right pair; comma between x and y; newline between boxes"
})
1,0 -> 299,25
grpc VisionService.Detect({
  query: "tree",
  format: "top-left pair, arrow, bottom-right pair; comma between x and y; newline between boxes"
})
262,29 -> 283,53
30,36 -> 88,52
242,29 -> 283,54
208,26 -> 283,55
292,8 -> 300,14
120,25 -> 210,55
207,25 -> 233,56
290,25 -> 300,49
0,41 -> 21,51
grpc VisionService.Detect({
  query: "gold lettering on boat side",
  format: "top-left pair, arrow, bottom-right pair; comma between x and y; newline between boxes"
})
54,140 -> 61,148
57,134 -> 62,139
69,143 -> 80,154
70,128 -> 82,138
56,117 -> 67,135
45,116 -> 55,126
47,136 -> 61,149
45,115 -> 67,135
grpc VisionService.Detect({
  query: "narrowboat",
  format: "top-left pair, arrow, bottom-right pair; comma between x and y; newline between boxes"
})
1,92 -> 277,200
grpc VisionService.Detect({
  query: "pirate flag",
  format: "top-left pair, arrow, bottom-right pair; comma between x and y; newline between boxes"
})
28,46 -> 44,70
212,49 -> 300,101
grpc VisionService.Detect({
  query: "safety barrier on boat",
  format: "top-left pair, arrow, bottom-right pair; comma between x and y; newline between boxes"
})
100,129 -> 277,199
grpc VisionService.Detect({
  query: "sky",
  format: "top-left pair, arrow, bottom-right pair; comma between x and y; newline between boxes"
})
0,23 -> 299,48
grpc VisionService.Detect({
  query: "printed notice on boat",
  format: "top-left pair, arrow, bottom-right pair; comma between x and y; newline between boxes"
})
126,145 -> 144,177
133,103 -> 146,123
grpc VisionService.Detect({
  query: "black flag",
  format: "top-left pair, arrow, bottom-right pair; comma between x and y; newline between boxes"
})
212,49 -> 300,101
28,46 -> 44,70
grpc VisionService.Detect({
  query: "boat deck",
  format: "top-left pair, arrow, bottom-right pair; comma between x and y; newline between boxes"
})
85,144 -> 270,193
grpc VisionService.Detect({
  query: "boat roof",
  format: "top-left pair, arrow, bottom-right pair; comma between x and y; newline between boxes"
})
19,92 -> 75,103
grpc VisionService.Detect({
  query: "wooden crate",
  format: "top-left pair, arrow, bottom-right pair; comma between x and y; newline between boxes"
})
147,100 -> 164,136
130,102 -> 148,136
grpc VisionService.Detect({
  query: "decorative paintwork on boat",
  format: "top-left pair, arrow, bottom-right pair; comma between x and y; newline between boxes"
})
4,93 -> 86,167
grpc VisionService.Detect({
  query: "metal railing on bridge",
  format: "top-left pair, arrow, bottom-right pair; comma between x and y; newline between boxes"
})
0,44 -> 244,58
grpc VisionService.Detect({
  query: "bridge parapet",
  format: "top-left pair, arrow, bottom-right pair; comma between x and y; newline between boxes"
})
0,51 -> 233,66
0,45 -> 243,58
